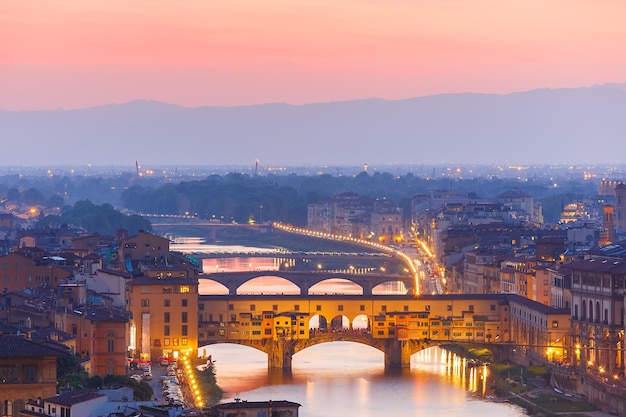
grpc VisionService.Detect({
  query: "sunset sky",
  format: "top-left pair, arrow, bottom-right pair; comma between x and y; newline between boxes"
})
2,0 -> 625,110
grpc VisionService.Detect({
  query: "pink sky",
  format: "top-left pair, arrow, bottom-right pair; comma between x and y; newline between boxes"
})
1,0 -> 625,110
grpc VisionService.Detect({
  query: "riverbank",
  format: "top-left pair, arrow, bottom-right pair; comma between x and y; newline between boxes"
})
441,344 -> 603,417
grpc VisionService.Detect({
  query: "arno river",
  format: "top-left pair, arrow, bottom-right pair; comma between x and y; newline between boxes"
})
172,240 -> 526,416
201,343 -> 526,417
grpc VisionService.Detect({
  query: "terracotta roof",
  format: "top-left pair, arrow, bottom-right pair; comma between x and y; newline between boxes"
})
567,257 -> 626,274
46,389 -> 105,406
128,276 -> 198,286
0,334 -> 69,357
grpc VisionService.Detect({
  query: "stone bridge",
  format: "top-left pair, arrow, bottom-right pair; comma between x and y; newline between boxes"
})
201,270 -> 416,295
201,332 -> 435,370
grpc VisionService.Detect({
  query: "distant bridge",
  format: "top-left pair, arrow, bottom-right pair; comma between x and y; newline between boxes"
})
150,220 -> 272,241
201,270 -> 416,296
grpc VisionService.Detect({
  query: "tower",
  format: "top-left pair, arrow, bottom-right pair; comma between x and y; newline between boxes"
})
603,205 -> 615,245
615,184 -> 626,231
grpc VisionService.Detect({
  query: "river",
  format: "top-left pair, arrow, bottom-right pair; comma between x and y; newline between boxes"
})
200,343 -> 525,417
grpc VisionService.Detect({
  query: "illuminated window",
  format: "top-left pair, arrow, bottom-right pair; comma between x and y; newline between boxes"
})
180,285 -> 190,294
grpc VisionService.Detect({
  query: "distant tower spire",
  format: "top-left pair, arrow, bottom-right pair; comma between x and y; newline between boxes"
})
255,159 -> 259,176
363,163 -> 368,173
136,160 -> 139,177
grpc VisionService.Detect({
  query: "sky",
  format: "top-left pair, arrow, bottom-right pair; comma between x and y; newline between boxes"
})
1,0 -> 626,111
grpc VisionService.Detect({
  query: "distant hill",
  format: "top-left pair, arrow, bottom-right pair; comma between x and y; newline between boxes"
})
2,83 -> 625,167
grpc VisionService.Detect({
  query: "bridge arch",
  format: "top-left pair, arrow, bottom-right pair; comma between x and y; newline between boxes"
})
237,276 -> 300,295
198,278 -> 229,295
308,278 -> 362,295
352,314 -> 370,331
372,280 -> 409,295
330,315 -> 350,331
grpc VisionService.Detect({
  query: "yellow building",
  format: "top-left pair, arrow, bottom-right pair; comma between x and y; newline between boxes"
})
126,275 -> 199,361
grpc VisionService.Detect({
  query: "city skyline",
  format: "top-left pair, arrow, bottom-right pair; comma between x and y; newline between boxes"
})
2,1 -> 626,111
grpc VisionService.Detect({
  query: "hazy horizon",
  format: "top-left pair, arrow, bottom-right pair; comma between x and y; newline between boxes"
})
3,2 -> 625,168
3,1 -> 626,111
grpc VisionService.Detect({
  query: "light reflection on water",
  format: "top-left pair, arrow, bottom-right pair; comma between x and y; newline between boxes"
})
202,343 -> 526,417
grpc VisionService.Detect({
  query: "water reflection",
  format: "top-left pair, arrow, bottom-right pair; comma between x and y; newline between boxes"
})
202,343 -> 525,417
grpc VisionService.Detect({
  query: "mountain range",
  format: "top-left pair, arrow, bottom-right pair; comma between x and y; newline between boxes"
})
2,83 -> 625,168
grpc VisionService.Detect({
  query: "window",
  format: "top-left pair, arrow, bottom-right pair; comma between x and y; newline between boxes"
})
272,305 -> 278,311
23,365 -> 36,383
107,340 -> 115,353
228,304 -> 234,311
382,305 -> 387,312
490,304 -> 496,311
182,325 -> 188,336
425,305 -> 430,311
360,305 -> 365,311
469,305 -> 474,312
250,304 -> 256,311
164,312 -> 170,323
164,299 -> 170,307
164,325 -> 170,336
182,338 -> 188,346
404,305 -> 409,312
164,338 -> 170,346
316,305 -> 322,311
294,304 -> 300,311
338,305 -> 343,311
2,400 -> 13,417
180,285 -> 190,294
447,305 -> 452,311
141,299 -> 149,307
552,320 -> 559,328
182,312 -> 188,323
173,338 -> 179,346
182,299 -> 188,307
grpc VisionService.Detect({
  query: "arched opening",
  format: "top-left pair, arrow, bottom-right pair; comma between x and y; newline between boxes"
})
1,400 -> 12,417
372,281 -> 407,295
198,278 -> 229,295
237,276 -> 300,295
330,315 -> 350,332
292,341 -> 384,373
596,301 -> 601,323
196,344 -> 271,395
352,314 -> 370,333
309,279 -> 362,295
573,323 -> 581,365
588,326 -> 596,366
309,314 -> 328,333
581,299 -> 587,320
589,300 -> 593,322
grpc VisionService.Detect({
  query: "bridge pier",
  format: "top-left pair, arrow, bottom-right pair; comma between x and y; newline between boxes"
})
384,339 -> 413,369
267,339 -> 296,370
